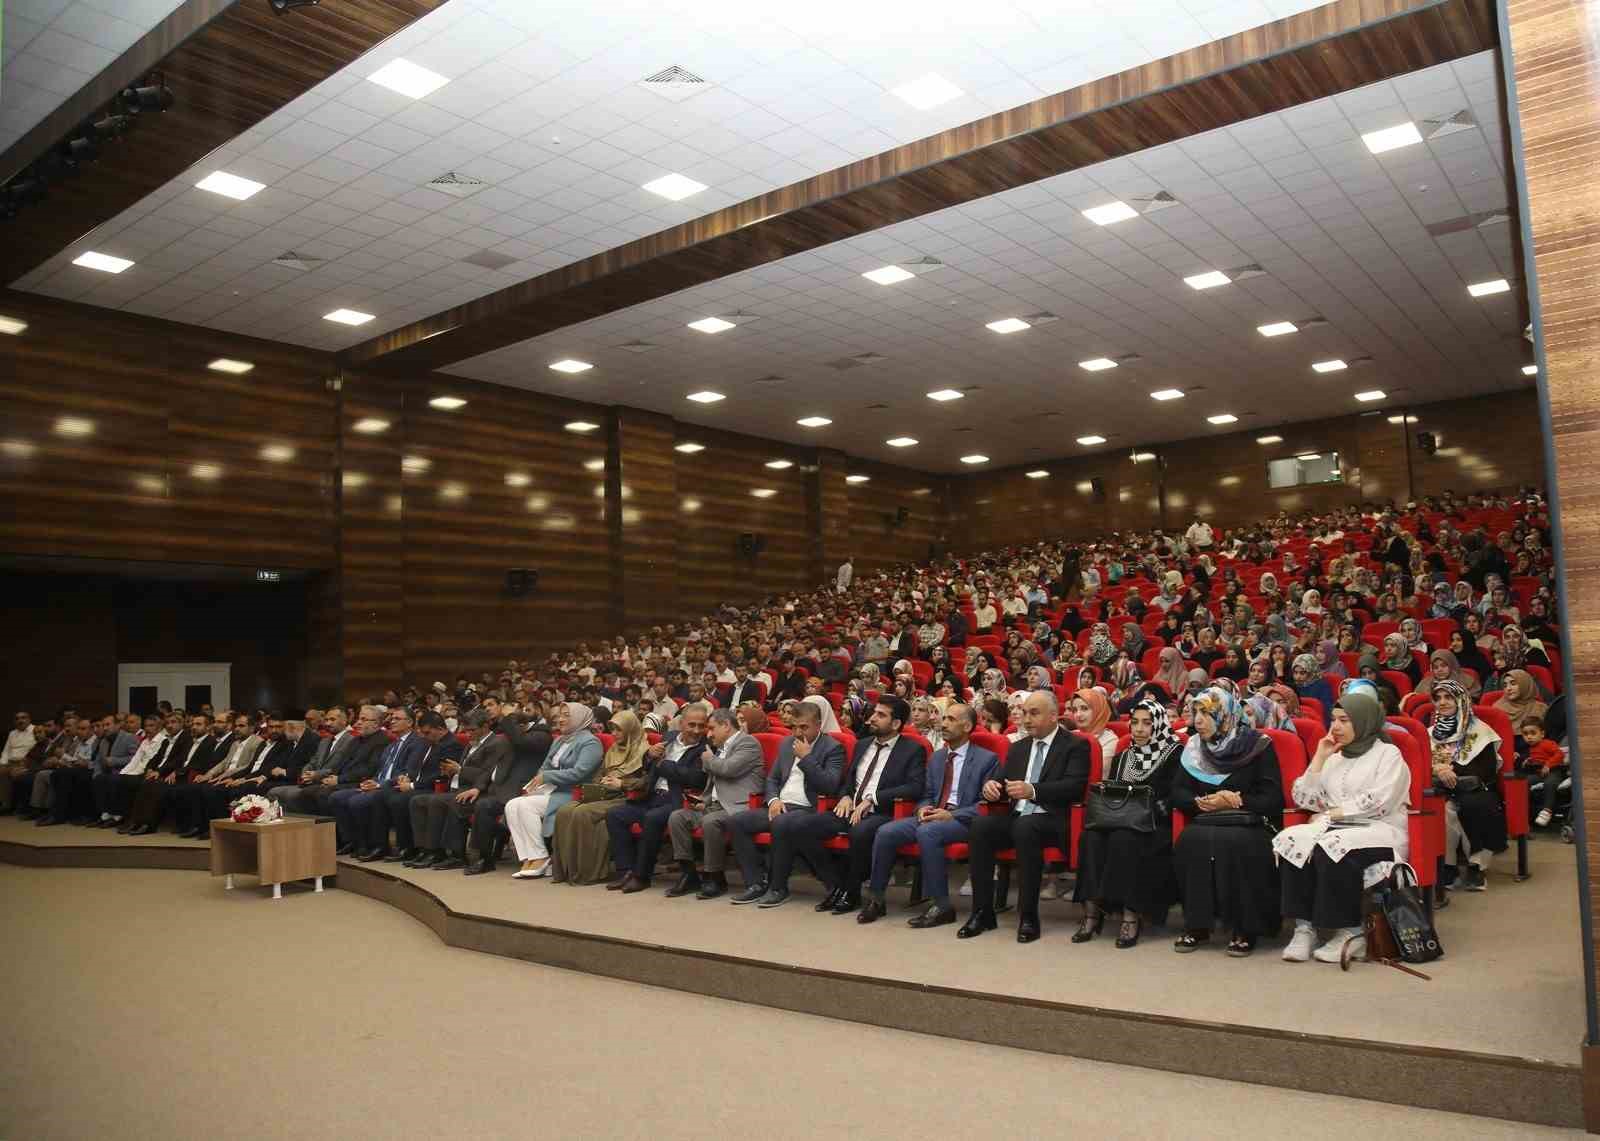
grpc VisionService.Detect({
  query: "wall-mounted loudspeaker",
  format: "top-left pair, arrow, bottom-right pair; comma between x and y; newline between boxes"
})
505,568 -> 538,596
1416,431 -> 1438,456
1090,477 -> 1106,502
737,533 -> 766,557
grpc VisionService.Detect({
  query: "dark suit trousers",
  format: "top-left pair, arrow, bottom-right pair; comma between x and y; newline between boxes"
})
729,805 -> 820,890
788,810 -> 892,894
409,791 -> 463,852
605,791 -> 676,879
379,788 -> 419,850
445,795 -> 510,860
126,776 -> 173,828
967,810 -> 1065,922
49,767 -> 96,822
172,781 -> 212,831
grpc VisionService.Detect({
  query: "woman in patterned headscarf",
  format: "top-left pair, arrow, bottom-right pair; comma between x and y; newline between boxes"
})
1073,697 -> 1182,950
1170,686 -> 1283,957
1430,678 -> 1507,893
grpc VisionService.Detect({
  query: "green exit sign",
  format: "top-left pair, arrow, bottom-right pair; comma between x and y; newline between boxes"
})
256,569 -> 281,583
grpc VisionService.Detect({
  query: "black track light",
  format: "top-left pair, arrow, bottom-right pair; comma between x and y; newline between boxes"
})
269,0 -> 321,12
91,113 -> 134,139
119,80 -> 174,114
59,134 -> 98,167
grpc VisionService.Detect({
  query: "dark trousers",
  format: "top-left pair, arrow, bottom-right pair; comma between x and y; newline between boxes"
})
336,787 -> 403,850
381,788 -> 421,850
605,792 -> 676,879
172,782 -> 212,832
1531,766 -> 1570,815
447,795 -> 510,860
49,767 -> 96,822
409,791 -> 465,852
788,809 -> 893,896
967,810 -> 1064,922
124,774 -> 171,828
1281,846 -> 1393,929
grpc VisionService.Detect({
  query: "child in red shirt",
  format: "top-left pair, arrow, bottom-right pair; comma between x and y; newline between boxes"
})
1520,718 -> 1566,827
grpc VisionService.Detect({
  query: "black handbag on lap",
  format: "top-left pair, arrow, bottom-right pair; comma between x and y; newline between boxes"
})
1187,809 -> 1263,827
1085,781 -> 1157,833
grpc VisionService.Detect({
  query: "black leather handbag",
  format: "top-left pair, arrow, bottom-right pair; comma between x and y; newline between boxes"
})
1187,809 -> 1263,827
1085,781 -> 1156,833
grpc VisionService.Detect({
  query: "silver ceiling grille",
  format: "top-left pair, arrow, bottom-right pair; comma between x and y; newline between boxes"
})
427,171 -> 487,198
272,251 -> 324,271
640,65 -> 709,102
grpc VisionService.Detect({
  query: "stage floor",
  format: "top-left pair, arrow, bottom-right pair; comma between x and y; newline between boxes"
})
2,814 -> 1573,1065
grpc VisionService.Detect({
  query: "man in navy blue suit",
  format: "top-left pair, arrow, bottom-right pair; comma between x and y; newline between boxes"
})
375,710 -> 461,862
333,707 -> 427,859
859,702 -> 999,927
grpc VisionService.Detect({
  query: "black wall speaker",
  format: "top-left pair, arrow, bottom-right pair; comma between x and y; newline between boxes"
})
736,533 -> 766,556
505,568 -> 538,596
1090,477 -> 1106,502
1416,431 -> 1438,456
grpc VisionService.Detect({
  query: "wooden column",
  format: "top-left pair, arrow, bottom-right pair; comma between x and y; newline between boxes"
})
611,408 -> 679,632
335,374 -> 404,701
813,449 -> 853,589
1501,0 -> 1600,1123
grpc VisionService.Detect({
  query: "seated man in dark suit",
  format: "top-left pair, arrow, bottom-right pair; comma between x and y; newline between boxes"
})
860,702 -> 1000,927
726,699 -> 846,908
196,715 -> 295,827
292,706 -> 390,836
607,703 -> 709,893
453,705 -> 551,874
406,710 -> 513,868
334,708 -> 426,858
787,697 -> 926,915
120,713 -> 197,834
373,711 -> 460,862
958,690 -> 1090,944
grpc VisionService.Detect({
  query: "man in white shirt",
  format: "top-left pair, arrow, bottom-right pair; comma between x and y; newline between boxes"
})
3,711 -> 35,765
836,557 -> 854,594
1185,516 -> 1214,550
93,713 -> 172,827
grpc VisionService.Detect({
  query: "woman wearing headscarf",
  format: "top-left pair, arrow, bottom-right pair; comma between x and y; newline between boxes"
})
736,703 -> 770,735
1290,654 -> 1335,726
1300,588 -> 1324,618
1314,638 -> 1346,680
1068,686 -> 1118,762
1152,646 -> 1189,703
1086,622 -> 1118,668
1244,655 -> 1272,695
1381,633 -> 1423,687
1522,598 -> 1562,650
1024,664 -> 1054,692
1494,669 -> 1547,733
1417,648 -> 1482,700
1258,571 -> 1281,601
1428,581 -> 1462,620
1213,645 -> 1249,684
1263,612 -> 1291,648
1430,679 -> 1507,892
1073,697 -> 1182,949
505,702 -> 604,879
1170,687 -> 1284,956
550,709 -> 651,884
1120,622 -> 1148,660
1448,629 -> 1494,687
1499,623 -> 1552,671
978,668 -> 1009,700
1354,650 -> 1401,715
1275,690 -> 1410,962
1400,617 -> 1429,654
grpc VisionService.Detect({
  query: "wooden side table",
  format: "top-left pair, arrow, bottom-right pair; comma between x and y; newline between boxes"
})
210,817 -> 337,899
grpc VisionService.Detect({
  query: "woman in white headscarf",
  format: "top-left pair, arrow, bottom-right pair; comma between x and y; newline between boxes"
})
504,703 -> 603,879
801,693 -> 841,734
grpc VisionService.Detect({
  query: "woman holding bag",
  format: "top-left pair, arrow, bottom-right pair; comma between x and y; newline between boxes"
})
1274,691 -> 1410,963
1072,698 -> 1181,948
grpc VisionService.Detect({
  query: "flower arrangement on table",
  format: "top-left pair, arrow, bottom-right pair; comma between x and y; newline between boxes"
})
230,794 -> 284,824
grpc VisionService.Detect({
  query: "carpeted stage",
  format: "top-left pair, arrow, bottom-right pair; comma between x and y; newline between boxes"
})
0,816 -> 1583,1128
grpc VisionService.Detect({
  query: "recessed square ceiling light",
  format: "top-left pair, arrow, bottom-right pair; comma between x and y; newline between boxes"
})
845,474 -> 870,484
886,436 -> 918,448
750,487 -> 778,498
891,73 -> 962,110
0,316 -> 26,335
1183,270 -> 1231,290
796,416 -> 832,428
207,358 -> 253,374
1257,322 -> 1298,337
960,454 -> 990,464
765,459 -> 794,469
429,396 -> 467,410
1025,470 -> 1050,479
564,421 -> 600,433
1082,201 -> 1139,226
1076,435 -> 1107,445
351,418 -> 390,434
549,358 -> 593,374
986,317 -> 1030,334
1078,358 -> 1117,372
1312,359 -> 1348,373
195,171 -> 265,201
926,389 -> 964,401
259,444 -> 295,462
686,390 -> 725,403
863,265 -> 915,285
1207,413 -> 1238,424
72,251 -> 133,274
368,58 -> 450,100
1468,278 -> 1511,297
1355,389 -> 1387,402
1361,122 -> 1424,155
1150,388 -> 1185,401
1256,435 -> 1284,444
1522,364 -> 1537,376
1296,453 -> 1321,461
687,317 -> 735,334
504,472 -> 531,487
674,442 -> 705,453
1131,452 -> 1156,462
325,308 -> 375,326
54,416 -> 95,437
642,172 -> 707,201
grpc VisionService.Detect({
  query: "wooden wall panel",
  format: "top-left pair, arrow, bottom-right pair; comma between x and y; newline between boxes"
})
337,373 -> 404,701
845,461 -> 948,577
614,409 -> 679,632
814,450 -> 853,588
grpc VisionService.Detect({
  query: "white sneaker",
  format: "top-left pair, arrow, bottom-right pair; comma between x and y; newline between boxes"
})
1282,928 -> 1316,962
1039,878 -> 1061,901
1314,931 -> 1364,963
959,879 -> 973,897
1536,809 -> 1553,827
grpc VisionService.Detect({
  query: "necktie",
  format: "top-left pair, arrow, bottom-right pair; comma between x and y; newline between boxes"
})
380,742 -> 400,781
1020,739 -> 1046,815
415,745 -> 433,780
857,742 -> 889,805
938,747 -> 958,809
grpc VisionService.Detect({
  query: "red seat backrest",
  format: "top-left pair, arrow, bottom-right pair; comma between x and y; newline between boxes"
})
827,730 -> 857,756
1290,717 -> 1323,762
646,732 -> 661,745
1381,669 -> 1413,697
1265,727 -> 1308,794
1298,696 -> 1324,723
1472,704 -> 1517,773
1339,652 -> 1361,675
902,731 -> 934,759
1389,715 -> 1431,765
1384,726 -> 1428,807
753,732 -> 785,768
598,733 -> 615,752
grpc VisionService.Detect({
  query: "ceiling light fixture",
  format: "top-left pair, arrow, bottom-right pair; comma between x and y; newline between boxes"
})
986,317 -> 1030,334
1082,201 -> 1139,226
863,265 -> 915,285
674,442 -> 705,453
428,396 -> 466,410
1150,388 -> 1185,401
685,390 -> 725,403
1183,270 -> 1231,290
504,472 -> 531,487
72,251 -> 133,273
750,487 -> 778,499
1256,435 -> 1283,445
765,459 -> 793,470
351,418 -> 389,434
960,454 -> 989,464
926,389 -> 964,402
1257,322 -> 1298,337
687,317 -> 735,334
549,359 -> 593,374
891,73 -> 962,110
1468,278 -> 1511,297
796,416 -> 832,428
1131,452 -> 1156,462
1296,452 -> 1321,461
1312,359 -> 1348,373
845,474 -> 870,484
324,308 -> 375,326
1361,122 -> 1424,154
1076,435 -> 1107,445
1355,389 -> 1387,402
207,358 -> 253,374
1207,413 -> 1238,425
195,171 -> 265,201
1026,470 -> 1050,479
642,172 -> 707,201
1387,414 -> 1419,424
367,58 -> 450,100
564,421 -> 599,433
886,436 -> 918,448
259,443 -> 295,462
54,416 -> 94,437
1522,364 -> 1537,376
0,316 -> 27,335
1078,358 -> 1117,372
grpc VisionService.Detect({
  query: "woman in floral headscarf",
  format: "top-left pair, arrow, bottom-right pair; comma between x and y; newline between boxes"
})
1430,679 -> 1507,892
1087,622 -> 1118,668
1170,686 -> 1284,957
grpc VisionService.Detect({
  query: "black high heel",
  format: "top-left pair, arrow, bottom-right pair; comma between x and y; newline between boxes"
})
1115,916 -> 1142,949
1071,909 -> 1105,943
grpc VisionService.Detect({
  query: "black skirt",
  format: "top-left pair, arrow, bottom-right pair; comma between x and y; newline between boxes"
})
1173,821 -> 1280,936
1074,822 -> 1177,918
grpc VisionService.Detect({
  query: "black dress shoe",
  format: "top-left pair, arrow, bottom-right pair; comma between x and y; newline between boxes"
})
463,859 -> 495,876
336,843 -> 356,856
621,874 -> 650,894
830,892 -> 861,916
856,898 -> 887,924
696,877 -> 727,900
665,871 -> 702,898
431,856 -> 465,871
402,851 -> 433,867
731,882 -> 768,905
757,888 -> 791,908
1071,913 -> 1105,944
814,887 -> 844,913
128,824 -> 153,836
358,848 -> 389,862
957,910 -> 998,939
384,849 -> 413,863
908,905 -> 957,929
38,818 -> 66,827
605,873 -> 630,890
1016,918 -> 1042,944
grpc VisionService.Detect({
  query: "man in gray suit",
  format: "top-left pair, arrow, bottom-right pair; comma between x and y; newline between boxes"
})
727,701 -> 846,908
269,706 -> 351,814
666,708 -> 764,900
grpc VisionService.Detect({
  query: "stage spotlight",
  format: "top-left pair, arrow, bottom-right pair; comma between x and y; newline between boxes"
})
269,0 -> 321,11
119,78 -> 174,114
91,113 -> 134,139
59,134 -> 98,168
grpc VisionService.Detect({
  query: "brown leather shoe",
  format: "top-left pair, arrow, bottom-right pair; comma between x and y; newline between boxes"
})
620,874 -> 650,894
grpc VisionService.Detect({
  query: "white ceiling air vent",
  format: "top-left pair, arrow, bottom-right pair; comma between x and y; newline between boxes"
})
826,352 -> 887,370
1024,311 -> 1059,325
616,340 -> 659,354
1227,263 -> 1267,280
273,250 -> 325,271
1131,190 -> 1178,214
1426,208 -> 1514,237
1421,109 -> 1476,141
640,65 -> 710,102
427,171 -> 487,199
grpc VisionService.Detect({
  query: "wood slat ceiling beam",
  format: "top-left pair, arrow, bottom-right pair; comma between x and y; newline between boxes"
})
0,0 -> 453,284
345,0 -> 1498,374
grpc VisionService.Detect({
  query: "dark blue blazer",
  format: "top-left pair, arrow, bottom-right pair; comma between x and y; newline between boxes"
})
843,735 -> 927,814
920,742 -> 1001,823
373,732 -> 429,787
